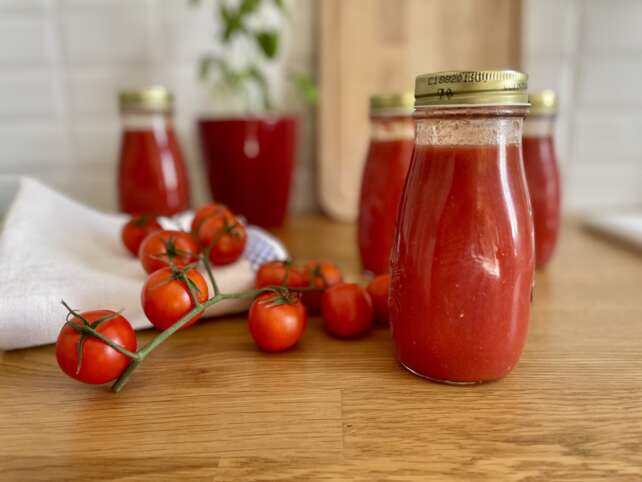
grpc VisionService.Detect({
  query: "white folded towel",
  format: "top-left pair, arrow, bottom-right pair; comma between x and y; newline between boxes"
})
0,177 -> 287,350
583,212 -> 642,251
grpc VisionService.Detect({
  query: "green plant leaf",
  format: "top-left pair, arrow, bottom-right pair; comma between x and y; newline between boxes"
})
196,0 -> 296,112
247,66 -> 273,111
198,55 -> 227,81
239,0 -> 261,15
198,56 -> 212,80
255,30 -> 279,58
218,0 -> 263,42
289,70 -> 318,105
220,4 -> 245,42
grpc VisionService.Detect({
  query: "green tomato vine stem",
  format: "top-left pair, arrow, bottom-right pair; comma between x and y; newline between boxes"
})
110,286 -> 295,393
66,229 -> 323,393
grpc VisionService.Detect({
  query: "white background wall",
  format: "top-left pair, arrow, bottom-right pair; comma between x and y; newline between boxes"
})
523,0 -> 642,210
0,0 -> 317,212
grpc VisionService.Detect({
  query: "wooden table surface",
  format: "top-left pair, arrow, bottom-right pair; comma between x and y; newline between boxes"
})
1,216 -> 641,481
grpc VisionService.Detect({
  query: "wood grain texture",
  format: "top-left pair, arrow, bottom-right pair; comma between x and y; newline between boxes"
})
318,0 -> 522,221
1,216 -> 642,481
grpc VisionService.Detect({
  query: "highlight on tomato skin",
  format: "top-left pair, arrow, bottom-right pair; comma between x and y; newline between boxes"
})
141,266 -> 209,331
138,230 -> 200,274
248,292 -> 307,353
367,274 -> 390,325
56,310 -> 137,385
121,214 -> 163,257
321,283 -> 374,339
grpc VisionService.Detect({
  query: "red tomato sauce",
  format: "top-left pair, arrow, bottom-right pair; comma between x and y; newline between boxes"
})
390,143 -> 534,383
523,135 -> 561,269
118,127 -> 190,216
199,117 -> 297,228
358,125 -> 414,275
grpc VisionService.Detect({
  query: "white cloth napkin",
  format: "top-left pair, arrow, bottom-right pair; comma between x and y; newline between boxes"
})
583,212 -> 642,251
0,176 -> 287,351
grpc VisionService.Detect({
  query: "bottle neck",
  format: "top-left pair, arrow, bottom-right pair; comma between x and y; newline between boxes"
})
121,111 -> 174,131
523,114 -> 556,138
370,115 -> 414,141
414,105 -> 527,146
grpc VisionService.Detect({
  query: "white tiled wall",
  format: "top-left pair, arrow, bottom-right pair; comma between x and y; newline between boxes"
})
523,0 -> 642,209
5,0 -> 638,214
0,0 -> 317,212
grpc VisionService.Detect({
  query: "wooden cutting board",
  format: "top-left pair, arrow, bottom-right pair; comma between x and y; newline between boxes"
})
318,0 -> 521,221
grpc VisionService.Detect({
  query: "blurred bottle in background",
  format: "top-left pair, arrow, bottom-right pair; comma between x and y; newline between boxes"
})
118,87 -> 190,216
523,90 -> 561,269
357,93 -> 415,275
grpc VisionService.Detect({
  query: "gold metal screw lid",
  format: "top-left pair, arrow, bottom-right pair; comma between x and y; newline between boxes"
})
118,86 -> 173,113
414,70 -> 528,107
528,89 -> 558,115
370,92 -> 415,115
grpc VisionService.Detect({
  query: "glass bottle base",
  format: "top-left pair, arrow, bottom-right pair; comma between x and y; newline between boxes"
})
399,361 -> 489,386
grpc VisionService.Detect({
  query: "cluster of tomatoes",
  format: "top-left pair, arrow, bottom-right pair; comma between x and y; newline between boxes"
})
252,259 -> 390,352
56,202 -> 391,389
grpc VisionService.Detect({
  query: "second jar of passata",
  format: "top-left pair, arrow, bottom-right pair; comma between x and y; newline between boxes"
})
390,70 -> 535,384
523,90 -> 561,269
357,93 -> 415,275
118,87 -> 190,216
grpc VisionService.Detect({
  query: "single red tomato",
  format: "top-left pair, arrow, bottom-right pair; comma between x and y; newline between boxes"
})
121,214 -> 162,257
56,310 -> 137,384
367,274 -> 390,324
141,266 -> 209,331
301,260 -> 343,312
138,230 -> 200,274
321,283 -> 373,338
191,203 -> 231,237
197,213 -> 247,266
255,260 -> 307,289
248,292 -> 307,352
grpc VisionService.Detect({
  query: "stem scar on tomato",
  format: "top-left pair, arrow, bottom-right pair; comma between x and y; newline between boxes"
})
148,262 -> 202,295
261,289 -> 301,307
172,263 -> 204,307
161,236 -> 193,261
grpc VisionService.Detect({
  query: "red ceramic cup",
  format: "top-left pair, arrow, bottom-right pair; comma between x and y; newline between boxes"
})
198,116 -> 297,228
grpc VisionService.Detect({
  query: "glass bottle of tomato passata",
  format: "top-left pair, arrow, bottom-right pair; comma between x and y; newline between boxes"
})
118,87 -> 190,216
358,93 -> 415,275
390,70 -> 535,384
523,90 -> 561,269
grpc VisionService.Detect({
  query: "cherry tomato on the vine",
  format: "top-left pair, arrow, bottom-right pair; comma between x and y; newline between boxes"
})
321,283 -> 373,338
121,214 -> 162,257
301,260 -> 343,312
191,202 -> 231,237
56,310 -> 137,384
141,266 -> 209,331
367,274 -> 390,325
248,292 -> 307,352
139,230 -> 200,274
255,260 -> 307,289
197,212 -> 247,266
